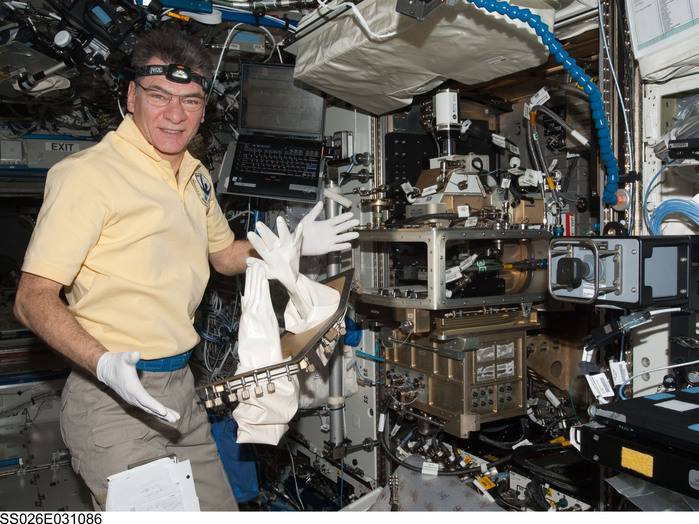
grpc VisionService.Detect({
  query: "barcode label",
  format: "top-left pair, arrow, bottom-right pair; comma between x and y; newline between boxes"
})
586,373 -> 615,398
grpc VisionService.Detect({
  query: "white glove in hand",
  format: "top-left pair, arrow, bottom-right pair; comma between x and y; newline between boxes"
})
299,201 -> 359,256
238,260 -> 283,368
96,351 -> 181,423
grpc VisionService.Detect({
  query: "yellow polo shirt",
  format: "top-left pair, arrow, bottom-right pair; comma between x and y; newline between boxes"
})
22,115 -> 236,359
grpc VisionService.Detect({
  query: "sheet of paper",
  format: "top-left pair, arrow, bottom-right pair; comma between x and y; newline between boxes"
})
626,0 -> 699,59
106,457 -> 200,511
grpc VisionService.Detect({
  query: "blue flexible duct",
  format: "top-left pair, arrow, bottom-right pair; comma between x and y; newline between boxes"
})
465,0 -> 620,205
0,458 -> 21,468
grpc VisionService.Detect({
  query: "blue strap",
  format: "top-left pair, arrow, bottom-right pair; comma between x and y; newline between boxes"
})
136,350 -> 193,372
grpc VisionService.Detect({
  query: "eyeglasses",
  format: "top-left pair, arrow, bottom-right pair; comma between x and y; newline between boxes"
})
135,81 -> 205,112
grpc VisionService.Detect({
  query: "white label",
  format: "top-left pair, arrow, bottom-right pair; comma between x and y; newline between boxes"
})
445,266 -> 462,283
497,342 -> 515,359
457,205 -> 470,217
530,87 -> 550,107
477,346 -> 496,362
476,364 -> 496,382
586,373 -> 614,398
582,281 -> 595,298
512,439 -> 532,449
491,134 -> 506,148
421,462 -> 440,476
610,361 -> 630,386
497,360 -> 515,378
500,177 -> 511,189
519,169 -> 540,187
422,185 -> 438,196
463,217 -> 478,228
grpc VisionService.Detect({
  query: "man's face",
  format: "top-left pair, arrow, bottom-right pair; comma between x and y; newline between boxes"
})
126,58 -> 206,167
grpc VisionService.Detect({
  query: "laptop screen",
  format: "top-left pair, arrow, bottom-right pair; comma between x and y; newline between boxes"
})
238,62 -> 326,140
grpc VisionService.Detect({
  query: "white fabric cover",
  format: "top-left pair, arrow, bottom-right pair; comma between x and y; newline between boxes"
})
293,0 -> 556,115
233,360 -> 300,445
298,341 -> 359,410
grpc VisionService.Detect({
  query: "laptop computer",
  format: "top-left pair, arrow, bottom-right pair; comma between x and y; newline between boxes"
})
218,62 -> 326,203
594,387 -> 699,453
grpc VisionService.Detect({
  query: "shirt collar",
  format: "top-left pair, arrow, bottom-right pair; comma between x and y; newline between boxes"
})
115,114 -> 202,183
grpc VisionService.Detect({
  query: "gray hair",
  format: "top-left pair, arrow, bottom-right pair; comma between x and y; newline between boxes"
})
131,28 -> 213,80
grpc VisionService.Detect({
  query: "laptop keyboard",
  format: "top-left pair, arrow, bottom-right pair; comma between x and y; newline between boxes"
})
234,141 -> 322,180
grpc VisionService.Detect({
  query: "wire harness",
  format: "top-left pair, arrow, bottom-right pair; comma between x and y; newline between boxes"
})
465,0 -> 621,205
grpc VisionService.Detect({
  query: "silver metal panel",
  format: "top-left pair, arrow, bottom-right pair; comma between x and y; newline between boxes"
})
357,227 -> 550,310
0,381 -> 92,511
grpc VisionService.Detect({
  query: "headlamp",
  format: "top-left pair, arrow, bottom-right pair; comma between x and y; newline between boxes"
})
135,64 -> 209,90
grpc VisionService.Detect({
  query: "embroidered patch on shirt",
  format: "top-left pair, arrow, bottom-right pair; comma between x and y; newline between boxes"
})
192,172 -> 212,208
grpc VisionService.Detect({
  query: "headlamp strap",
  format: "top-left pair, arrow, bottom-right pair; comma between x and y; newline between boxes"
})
135,64 -> 209,90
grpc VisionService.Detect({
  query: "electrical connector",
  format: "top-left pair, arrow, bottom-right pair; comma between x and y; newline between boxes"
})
583,311 -> 651,349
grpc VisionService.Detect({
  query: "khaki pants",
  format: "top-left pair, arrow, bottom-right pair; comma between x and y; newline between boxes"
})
60,366 -> 238,511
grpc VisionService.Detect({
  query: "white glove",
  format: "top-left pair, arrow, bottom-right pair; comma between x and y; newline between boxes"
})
247,216 -> 340,331
299,201 -> 359,256
247,217 -> 302,293
283,273 -> 340,334
234,261 -> 299,445
96,351 -> 181,423
238,260 -> 283,369
248,218 -> 313,317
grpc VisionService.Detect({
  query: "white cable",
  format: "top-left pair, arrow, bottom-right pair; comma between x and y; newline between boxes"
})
315,0 -> 415,41
226,210 -> 255,222
212,342 -> 234,377
209,24 -> 244,102
117,98 -> 126,120
254,24 -> 278,62
597,0 -> 634,173
648,307 -> 683,317
618,358 -> 699,400
285,439 -> 305,510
